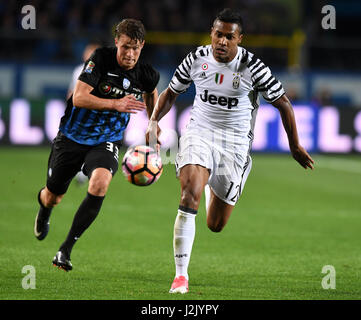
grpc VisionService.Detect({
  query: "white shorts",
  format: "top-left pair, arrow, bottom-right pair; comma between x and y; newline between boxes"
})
175,127 -> 252,205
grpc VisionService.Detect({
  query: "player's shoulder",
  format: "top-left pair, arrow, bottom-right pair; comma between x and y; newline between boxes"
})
181,45 -> 209,60
193,45 -> 212,58
181,45 -> 212,71
237,47 -> 254,65
134,60 -> 160,92
136,59 -> 158,73
190,45 -> 212,62
239,47 -> 269,72
135,60 -> 159,81
91,46 -> 116,59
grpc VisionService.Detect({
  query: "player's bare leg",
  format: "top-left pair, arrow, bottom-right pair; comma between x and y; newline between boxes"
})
206,187 -> 234,232
54,168 -> 112,271
179,164 -> 209,209
87,168 -> 112,196
170,164 -> 209,294
34,187 -> 64,240
40,187 -> 64,208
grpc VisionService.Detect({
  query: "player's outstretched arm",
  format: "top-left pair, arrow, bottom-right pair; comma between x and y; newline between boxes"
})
143,88 -> 159,119
151,87 -> 178,122
146,87 -> 178,146
143,88 -> 162,140
272,94 -> 315,170
73,80 -> 146,113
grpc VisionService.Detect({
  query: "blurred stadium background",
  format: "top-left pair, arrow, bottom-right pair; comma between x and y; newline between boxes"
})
0,0 -> 361,152
1,0 -> 361,301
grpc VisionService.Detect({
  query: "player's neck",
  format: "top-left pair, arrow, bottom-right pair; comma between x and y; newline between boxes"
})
212,48 -> 238,64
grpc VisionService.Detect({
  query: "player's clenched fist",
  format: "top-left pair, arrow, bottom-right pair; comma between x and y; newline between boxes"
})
112,94 -> 146,113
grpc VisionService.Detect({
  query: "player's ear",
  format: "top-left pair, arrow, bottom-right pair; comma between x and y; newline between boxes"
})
140,40 -> 145,49
114,37 -> 118,46
238,34 -> 243,45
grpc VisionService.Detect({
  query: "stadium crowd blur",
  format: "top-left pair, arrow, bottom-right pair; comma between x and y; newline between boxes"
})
1,0 -> 299,65
1,0 -> 361,105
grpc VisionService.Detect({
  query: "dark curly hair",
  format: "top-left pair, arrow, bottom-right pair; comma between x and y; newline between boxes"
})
114,18 -> 146,41
214,8 -> 244,34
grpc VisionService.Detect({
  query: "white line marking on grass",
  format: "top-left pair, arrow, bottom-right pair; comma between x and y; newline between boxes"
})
314,156 -> 361,174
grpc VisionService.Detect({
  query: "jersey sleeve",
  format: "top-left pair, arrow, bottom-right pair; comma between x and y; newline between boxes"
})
168,51 -> 196,94
140,63 -> 160,93
77,48 -> 105,88
248,55 -> 285,103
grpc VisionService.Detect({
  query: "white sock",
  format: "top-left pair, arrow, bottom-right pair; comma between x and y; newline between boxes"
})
204,184 -> 211,214
173,209 -> 196,281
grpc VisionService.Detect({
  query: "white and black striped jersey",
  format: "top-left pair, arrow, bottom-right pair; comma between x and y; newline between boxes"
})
169,45 -> 285,141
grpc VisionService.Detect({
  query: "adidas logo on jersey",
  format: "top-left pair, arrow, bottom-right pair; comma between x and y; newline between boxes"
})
200,90 -> 238,109
199,71 -> 207,79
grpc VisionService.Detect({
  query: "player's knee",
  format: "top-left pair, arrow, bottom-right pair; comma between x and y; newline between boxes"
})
180,186 -> 202,209
88,168 -> 112,196
207,221 -> 224,233
42,190 -> 63,208
88,181 -> 109,196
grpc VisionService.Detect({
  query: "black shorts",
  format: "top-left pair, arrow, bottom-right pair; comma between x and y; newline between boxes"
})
46,132 -> 121,195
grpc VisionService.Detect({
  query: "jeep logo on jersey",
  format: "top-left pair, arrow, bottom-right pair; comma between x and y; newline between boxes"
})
200,90 -> 238,109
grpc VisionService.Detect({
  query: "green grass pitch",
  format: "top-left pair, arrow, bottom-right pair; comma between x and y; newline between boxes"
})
0,147 -> 360,300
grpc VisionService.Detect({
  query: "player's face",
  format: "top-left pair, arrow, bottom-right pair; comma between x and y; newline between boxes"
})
115,34 -> 144,70
211,20 -> 243,63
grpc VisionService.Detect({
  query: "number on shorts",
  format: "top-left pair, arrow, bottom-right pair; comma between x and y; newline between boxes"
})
225,181 -> 240,203
106,142 -> 114,152
106,142 -> 119,162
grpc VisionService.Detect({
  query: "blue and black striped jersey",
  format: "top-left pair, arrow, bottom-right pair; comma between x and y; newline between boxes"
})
59,47 -> 159,145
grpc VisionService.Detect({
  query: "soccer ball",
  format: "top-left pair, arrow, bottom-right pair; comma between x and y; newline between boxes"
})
122,145 -> 163,186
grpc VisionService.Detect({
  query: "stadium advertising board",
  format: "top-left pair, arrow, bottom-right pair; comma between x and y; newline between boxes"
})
0,98 -> 360,153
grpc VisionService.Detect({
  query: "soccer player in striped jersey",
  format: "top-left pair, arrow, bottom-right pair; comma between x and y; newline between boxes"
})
146,8 -> 314,293
34,19 -> 160,271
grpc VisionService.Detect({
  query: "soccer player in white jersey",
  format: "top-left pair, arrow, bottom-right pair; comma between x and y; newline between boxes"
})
146,8 -> 314,294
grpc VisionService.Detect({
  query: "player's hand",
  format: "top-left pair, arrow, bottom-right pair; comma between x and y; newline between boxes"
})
290,144 -> 315,170
113,95 -> 146,114
145,120 -> 161,152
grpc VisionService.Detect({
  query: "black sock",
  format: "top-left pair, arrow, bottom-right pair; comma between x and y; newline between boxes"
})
59,192 -> 105,258
38,188 -> 52,218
